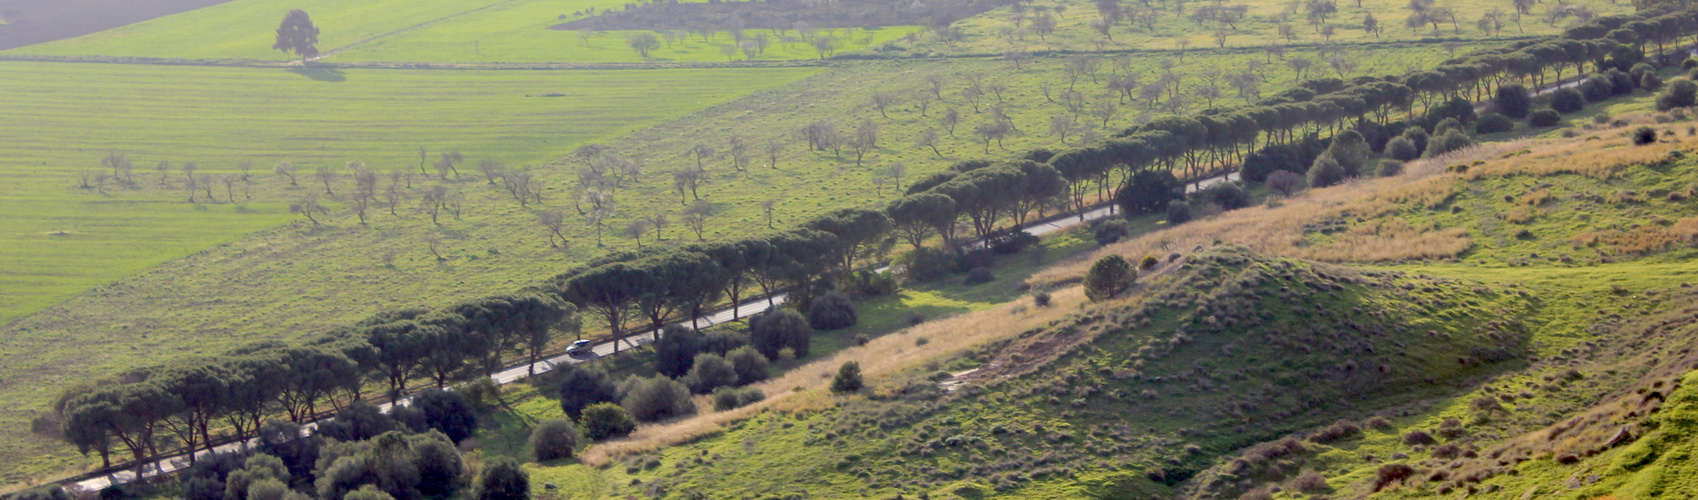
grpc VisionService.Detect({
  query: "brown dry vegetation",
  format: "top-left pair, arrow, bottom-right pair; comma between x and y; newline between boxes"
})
1030,130 -> 1698,288
579,286 -> 1091,466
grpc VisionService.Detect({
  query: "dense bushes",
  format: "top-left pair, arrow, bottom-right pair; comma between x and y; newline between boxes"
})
1116,169 -> 1186,215
1475,113 -> 1514,134
1266,170 -> 1305,196
681,353 -> 738,394
1528,108 -> 1562,127
556,364 -> 618,419
1165,201 -> 1192,225
577,403 -> 636,440
750,310 -> 812,359
1424,129 -> 1475,158
1631,126 -> 1659,145
412,389 -> 478,443
1306,156 -> 1346,188
1384,136 -> 1419,161
619,375 -> 697,422
474,458 -> 529,500
653,325 -> 703,379
1550,88 -> 1585,113
711,387 -> 766,411
1197,182 -> 1249,210
725,346 -> 770,385
1093,218 -> 1131,246
1494,84 -> 1531,118
1375,160 -> 1404,178
527,419 -> 580,462
807,292 -> 858,330
830,361 -> 864,394
1658,78 -> 1697,111
894,246 -> 955,283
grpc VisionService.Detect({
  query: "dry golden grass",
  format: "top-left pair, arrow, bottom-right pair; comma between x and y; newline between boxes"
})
577,287 -> 1089,466
1031,130 -> 1698,287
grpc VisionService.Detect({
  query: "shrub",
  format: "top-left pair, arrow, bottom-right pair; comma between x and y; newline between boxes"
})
681,353 -> 738,394
475,457 -> 530,500
844,269 -> 898,297
725,346 -> 770,385
1164,200 -> 1192,225
1657,79 -> 1698,112
557,363 -> 618,419
1197,182 -> 1249,210
456,377 -> 502,409
577,403 -> 636,440
528,419 -> 580,462
10,487 -> 73,500
1424,130 -> 1474,158
322,401 -> 393,442
1375,159 -> 1404,177
1310,419 -> 1361,443
1083,255 -> 1136,301
1432,117 -> 1465,137
414,388 -> 478,442
1291,472 -> 1329,493
653,324 -> 704,379
1631,126 -> 1659,145
1424,97 -> 1476,128
1686,58 -> 1698,70
1528,108 -> 1562,127
831,361 -> 864,394
1402,429 -> 1436,445
1639,71 -> 1662,93
894,246 -> 956,283
1093,218 -> 1131,246
699,328 -> 749,356
964,267 -> 995,285
711,387 -> 766,411
1580,73 -> 1613,101
1494,84 -> 1531,118
1384,136 -> 1419,161
1266,169 -> 1305,196
1140,255 -> 1159,269
343,485 -> 396,500
1324,130 -> 1371,176
1373,464 -> 1415,491
1399,126 -> 1429,154
1306,156 -> 1346,188
1033,291 -> 1052,307
1116,168 -> 1185,215
750,310 -> 812,359
986,229 -> 1040,255
619,375 -> 697,422
1475,112 -> 1515,134
806,292 -> 857,330
1550,88 -> 1585,113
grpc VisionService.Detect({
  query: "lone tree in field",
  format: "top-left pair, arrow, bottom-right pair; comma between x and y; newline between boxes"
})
1083,254 -> 1135,301
273,9 -> 320,62
628,32 -> 660,58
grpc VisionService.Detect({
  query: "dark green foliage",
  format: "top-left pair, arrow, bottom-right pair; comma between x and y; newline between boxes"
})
1093,218 -> 1132,246
619,375 -> 697,422
1197,182 -> 1249,211
806,292 -> 857,330
1238,140 -> 1326,182
318,401 -> 395,443
344,485 -> 397,500
9,486 -> 73,500
1657,79 -> 1697,111
1529,108 -> 1562,127
699,329 -> 750,356
1641,72 -> 1663,92
1550,88 -> 1585,113
1494,84 -> 1532,118
1424,130 -> 1475,158
1165,201 -> 1192,225
528,419 -> 580,462
1475,113 -> 1515,134
312,431 -> 464,500
577,403 -> 637,440
411,434 -> 465,497
843,269 -> 898,297
1384,136 -> 1419,162
750,310 -> 812,359
556,363 -> 618,419
986,228 -> 1040,255
1580,73 -> 1614,101
226,454 -> 289,500
389,405 -> 428,434
1432,117 -> 1465,137
653,325 -> 704,379
1424,97 -> 1476,128
1399,126 -> 1429,155
1324,130 -> 1370,176
711,387 -> 766,411
1033,291 -> 1052,307
255,422 -> 322,481
1610,69 -> 1639,95
475,458 -> 530,500
726,346 -> 770,385
885,193 -> 957,249
964,267 -> 996,285
894,246 -> 956,283
830,361 -> 864,394
1375,159 -> 1404,177
1083,255 -> 1136,301
1686,58 -> 1698,70
681,353 -> 738,394
1307,156 -> 1346,188
413,389 -> 478,442
1632,126 -> 1659,145
271,9 -> 319,61
1116,169 -> 1185,215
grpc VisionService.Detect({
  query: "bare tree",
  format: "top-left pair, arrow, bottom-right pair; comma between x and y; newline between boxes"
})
537,210 -> 567,247
183,162 -> 199,202
974,121 -> 1011,152
688,144 -> 718,172
290,195 -> 327,226
384,172 -> 405,215
101,152 -> 131,183
884,162 -> 907,191
422,185 -> 448,225
925,74 -> 946,99
870,92 -> 898,119
848,119 -> 879,167
155,161 -> 172,188
760,199 -> 777,228
477,160 -> 505,184
962,83 -> 985,112
652,211 -> 671,240
350,162 -> 376,223
622,218 -> 652,248
914,89 -> 935,116
728,135 -> 750,172
941,109 -> 962,136
681,200 -> 716,240
765,138 -> 786,169
315,165 -> 338,195
221,174 -> 239,203
915,128 -> 943,156
1050,114 -> 1078,142
434,151 -> 463,180
672,169 -> 705,203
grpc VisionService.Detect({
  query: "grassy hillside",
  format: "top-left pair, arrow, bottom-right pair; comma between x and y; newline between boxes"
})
514,245 -> 1534,498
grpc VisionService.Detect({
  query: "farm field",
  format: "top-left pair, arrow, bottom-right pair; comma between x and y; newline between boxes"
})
0,60 -> 813,484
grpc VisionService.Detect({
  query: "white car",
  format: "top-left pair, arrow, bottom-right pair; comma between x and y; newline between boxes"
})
566,339 -> 593,355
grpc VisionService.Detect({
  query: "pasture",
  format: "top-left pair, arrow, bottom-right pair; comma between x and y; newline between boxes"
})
0,60 -> 813,484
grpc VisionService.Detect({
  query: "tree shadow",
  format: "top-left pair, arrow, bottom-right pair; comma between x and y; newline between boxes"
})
287,66 -> 346,82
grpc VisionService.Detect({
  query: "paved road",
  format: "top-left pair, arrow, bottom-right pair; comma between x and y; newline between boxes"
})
68,170 -> 1239,492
